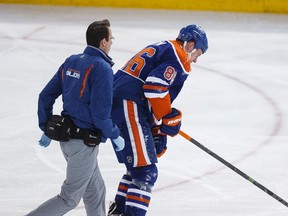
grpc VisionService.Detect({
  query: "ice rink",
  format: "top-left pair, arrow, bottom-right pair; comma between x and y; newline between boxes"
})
0,4 -> 288,216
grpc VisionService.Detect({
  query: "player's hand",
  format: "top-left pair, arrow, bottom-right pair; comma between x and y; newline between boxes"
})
39,133 -> 52,147
160,108 -> 182,136
112,136 -> 125,151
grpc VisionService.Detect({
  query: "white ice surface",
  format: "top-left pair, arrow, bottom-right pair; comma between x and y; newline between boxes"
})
0,4 -> 288,216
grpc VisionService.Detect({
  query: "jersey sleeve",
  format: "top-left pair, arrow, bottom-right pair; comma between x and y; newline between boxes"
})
143,64 -> 179,120
143,40 -> 191,121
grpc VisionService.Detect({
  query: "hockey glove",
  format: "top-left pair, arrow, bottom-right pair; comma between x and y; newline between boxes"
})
160,108 -> 182,136
153,134 -> 167,158
39,133 -> 52,147
112,136 -> 125,151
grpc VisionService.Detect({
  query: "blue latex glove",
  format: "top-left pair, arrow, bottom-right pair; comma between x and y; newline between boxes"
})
39,133 -> 52,147
112,136 -> 125,151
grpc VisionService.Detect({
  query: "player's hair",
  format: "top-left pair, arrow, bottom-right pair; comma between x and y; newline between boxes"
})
86,19 -> 110,48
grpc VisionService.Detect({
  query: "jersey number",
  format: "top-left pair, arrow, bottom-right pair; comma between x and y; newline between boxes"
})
122,47 -> 156,77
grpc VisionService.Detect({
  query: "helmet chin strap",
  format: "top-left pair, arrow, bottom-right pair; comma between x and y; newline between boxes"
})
183,41 -> 193,62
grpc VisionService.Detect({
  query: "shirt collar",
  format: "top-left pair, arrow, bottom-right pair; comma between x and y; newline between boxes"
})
84,45 -> 115,67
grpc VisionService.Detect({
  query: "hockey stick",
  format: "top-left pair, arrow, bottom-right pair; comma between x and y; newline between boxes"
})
178,130 -> 288,208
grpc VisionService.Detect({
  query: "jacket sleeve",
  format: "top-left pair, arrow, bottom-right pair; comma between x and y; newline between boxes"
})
38,66 -> 63,131
89,63 -> 120,139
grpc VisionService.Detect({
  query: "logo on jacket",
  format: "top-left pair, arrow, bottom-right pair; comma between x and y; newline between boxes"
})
66,68 -> 80,79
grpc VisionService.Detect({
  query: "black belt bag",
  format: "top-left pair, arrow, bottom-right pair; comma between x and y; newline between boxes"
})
45,115 -> 102,147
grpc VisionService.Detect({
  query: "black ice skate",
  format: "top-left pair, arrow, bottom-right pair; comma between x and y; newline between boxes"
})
107,201 -> 124,216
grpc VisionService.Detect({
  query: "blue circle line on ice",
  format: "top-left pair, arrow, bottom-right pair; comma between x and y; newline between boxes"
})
154,65 -> 283,192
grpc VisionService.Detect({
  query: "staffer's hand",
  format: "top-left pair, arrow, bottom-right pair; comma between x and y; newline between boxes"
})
39,133 -> 51,147
112,136 -> 125,151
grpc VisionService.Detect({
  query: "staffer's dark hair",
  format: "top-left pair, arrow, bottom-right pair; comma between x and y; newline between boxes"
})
86,19 -> 110,48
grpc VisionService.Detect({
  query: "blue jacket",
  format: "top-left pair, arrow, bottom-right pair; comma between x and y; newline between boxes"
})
38,46 -> 120,140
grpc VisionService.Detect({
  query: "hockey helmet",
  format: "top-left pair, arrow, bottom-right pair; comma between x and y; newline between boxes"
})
177,24 -> 208,53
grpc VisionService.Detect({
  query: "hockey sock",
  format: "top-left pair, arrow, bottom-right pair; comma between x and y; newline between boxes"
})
124,164 -> 158,216
114,174 -> 132,214
125,183 -> 152,216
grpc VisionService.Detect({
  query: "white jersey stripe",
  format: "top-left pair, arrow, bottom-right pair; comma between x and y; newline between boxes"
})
144,91 -> 168,99
123,100 -> 151,167
116,191 -> 127,197
128,188 -> 152,197
123,100 -> 138,167
132,102 -> 151,166
120,179 -> 132,184
146,76 -> 169,86
126,201 -> 148,211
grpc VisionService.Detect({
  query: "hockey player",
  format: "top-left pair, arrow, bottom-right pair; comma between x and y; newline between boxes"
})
25,19 -> 124,216
108,24 -> 208,215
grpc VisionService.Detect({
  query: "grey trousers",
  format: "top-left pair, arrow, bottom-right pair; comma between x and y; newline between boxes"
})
26,139 -> 106,216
